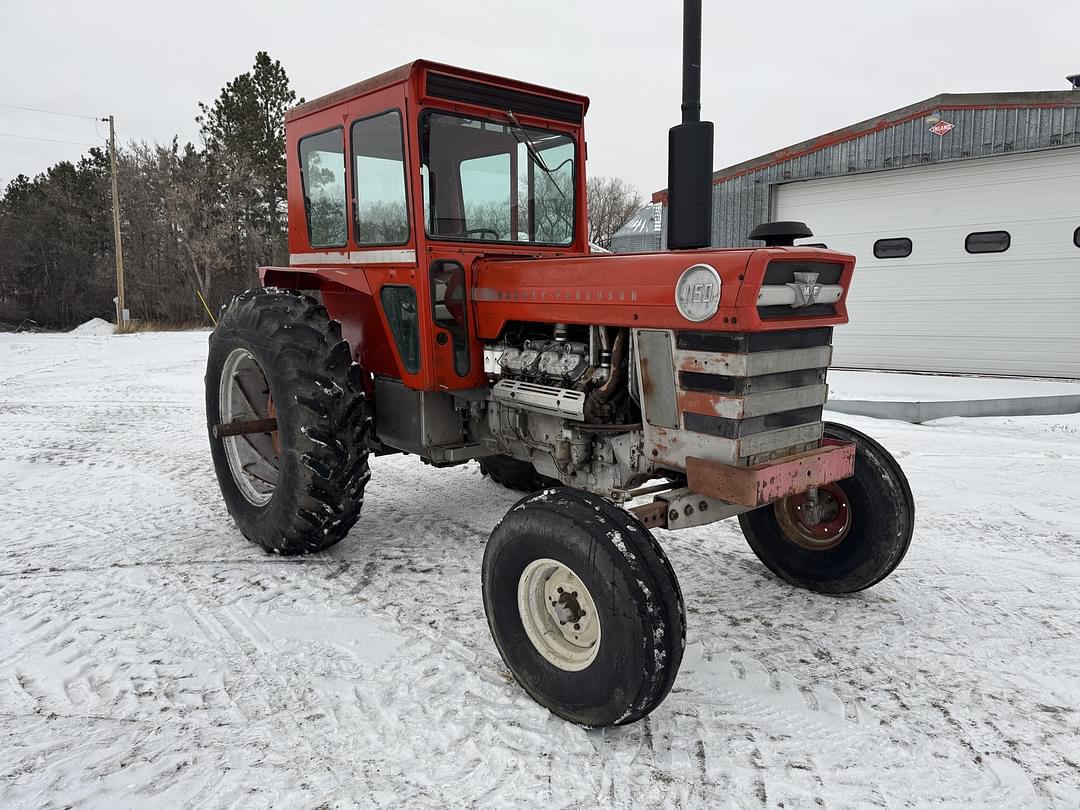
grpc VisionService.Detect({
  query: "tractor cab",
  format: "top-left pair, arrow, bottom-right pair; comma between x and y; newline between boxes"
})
276,61 -> 591,394
283,60 -> 589,260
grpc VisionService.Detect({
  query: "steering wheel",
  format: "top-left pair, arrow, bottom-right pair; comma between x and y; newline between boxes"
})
462,228 -> 501,240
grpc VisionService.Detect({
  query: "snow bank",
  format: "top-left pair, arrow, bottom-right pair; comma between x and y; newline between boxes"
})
69,317 -> 114,336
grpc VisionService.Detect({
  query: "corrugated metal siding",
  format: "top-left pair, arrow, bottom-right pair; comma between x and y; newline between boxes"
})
611,233 -> 662,253
705,104 -> 1080,247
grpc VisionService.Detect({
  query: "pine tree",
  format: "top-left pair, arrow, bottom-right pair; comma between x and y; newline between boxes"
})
197,52 -> 302,269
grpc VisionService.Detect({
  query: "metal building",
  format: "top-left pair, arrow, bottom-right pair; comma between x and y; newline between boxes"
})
611,203 -> 662,253
655,88 -> 1080,378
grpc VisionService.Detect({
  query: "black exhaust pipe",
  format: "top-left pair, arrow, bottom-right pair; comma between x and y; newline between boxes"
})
667,0 -> 714,250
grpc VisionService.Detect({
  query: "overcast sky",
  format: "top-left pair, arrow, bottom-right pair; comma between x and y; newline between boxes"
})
2,0 -> 1078,200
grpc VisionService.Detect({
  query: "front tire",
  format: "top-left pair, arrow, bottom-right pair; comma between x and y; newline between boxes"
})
482,489 -> 686,726
738,422 -> 914,593
206,288 -> 371,555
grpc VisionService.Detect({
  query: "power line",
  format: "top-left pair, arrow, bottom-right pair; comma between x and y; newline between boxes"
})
0,131 -> 101,147
0,102 -> 99,121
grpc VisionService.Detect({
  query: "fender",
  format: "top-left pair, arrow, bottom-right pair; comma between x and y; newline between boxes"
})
260,265 -> 396,379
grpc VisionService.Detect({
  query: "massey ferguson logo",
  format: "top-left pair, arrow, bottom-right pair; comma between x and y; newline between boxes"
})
787,271 -> 822,308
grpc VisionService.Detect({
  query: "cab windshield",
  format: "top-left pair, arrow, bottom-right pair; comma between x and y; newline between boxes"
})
419,111 -> 575,245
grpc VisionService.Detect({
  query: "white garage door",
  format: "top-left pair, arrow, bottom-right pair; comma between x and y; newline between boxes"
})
775,147 -> 1080,378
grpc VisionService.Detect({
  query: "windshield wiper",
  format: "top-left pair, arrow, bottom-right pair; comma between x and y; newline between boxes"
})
506,110 -> 568,200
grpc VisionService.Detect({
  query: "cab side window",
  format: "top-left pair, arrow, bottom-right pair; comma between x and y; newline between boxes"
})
352,111 -> 410,245
380,285 -> 420,373
298,128 -> 347,248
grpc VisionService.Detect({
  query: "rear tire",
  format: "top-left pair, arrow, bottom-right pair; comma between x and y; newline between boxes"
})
478,454 -> 559,493
738,422 -> 914,593
482,489 -> 686,726
206,288 -> 371,555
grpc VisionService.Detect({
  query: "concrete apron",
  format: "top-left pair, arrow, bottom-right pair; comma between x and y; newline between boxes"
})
825,395 -> 1080,424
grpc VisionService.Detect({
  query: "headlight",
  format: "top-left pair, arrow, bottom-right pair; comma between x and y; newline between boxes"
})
675,263 -> 721,322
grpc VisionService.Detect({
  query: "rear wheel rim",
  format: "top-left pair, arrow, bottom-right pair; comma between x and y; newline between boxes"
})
218,347 -> 279,507
773,483 -> 852,551
517,558 -> 601,672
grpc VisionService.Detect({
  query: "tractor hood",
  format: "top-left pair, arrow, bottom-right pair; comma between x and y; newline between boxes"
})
471,247 -> 855,340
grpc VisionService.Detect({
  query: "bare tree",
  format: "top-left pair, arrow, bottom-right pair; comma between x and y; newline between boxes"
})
587,176 -> 643,250
0,51 -> 304,330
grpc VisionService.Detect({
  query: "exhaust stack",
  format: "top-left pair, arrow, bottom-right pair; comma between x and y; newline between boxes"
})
667,0 -> 714,250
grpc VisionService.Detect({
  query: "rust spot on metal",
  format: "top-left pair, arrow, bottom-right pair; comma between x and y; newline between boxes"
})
639,354 -> 657,399
685,441 -> 855,507
677,357 -> 709,373
678,390 -> 743,419
676,351 -> 734,374
648,426 -> 676,461
630,501 -> 669,530
212,417 -> 280,439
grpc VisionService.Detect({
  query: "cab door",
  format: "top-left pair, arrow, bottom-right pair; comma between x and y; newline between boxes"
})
346,106 -> 427,388
429,260 -> 473,385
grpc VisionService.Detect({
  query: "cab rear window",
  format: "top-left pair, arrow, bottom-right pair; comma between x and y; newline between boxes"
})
299,128 -> 347,248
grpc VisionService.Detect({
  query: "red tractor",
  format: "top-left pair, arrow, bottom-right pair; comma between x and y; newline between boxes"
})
205,3 -> 914,727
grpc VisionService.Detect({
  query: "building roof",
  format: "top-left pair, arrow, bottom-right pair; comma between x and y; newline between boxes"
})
652,89 -> 1080,202
613,203 -> 663,238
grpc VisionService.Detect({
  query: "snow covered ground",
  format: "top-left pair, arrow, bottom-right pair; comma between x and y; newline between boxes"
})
1,329 -> 1078,808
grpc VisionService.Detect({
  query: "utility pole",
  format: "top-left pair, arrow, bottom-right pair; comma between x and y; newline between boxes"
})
104,114 -> 126,329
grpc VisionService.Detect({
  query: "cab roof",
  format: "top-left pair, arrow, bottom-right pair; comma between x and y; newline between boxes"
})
285,59 -> 590,125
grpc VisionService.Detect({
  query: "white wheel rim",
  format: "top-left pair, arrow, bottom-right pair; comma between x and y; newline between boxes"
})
517,558 -> 601,672
218,347 -> 278,507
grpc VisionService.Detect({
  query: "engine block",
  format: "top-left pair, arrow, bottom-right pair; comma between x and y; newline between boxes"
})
483,340 -> 592,389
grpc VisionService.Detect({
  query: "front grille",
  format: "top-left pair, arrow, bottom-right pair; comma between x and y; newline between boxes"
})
757,260 -> 844,320
758,303 -> 838,319
683,405 -> 824,439
675,326 -> 834,354
680,366 -> 825,395
762,261 -> 843,286
671,327 -> 832,464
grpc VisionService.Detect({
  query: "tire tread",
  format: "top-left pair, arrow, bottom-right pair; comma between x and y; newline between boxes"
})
207,287 -> 372,555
